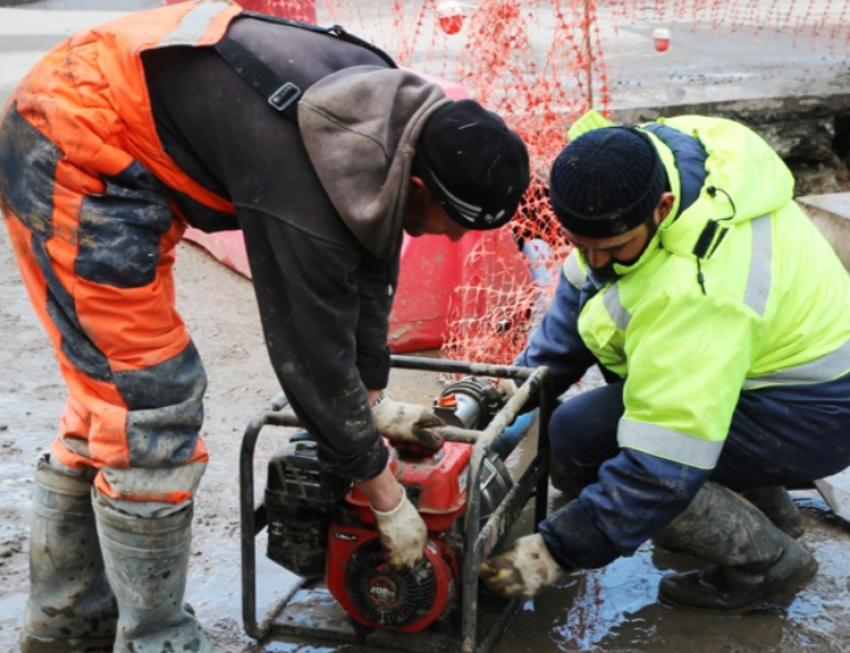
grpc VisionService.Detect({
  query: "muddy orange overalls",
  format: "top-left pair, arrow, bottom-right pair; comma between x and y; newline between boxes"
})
0,1 -> 244,503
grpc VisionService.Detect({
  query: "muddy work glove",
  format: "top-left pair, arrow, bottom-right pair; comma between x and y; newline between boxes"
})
372,487 -> 429,569
372,394 -> 445,452
498,378 -> 519,401
479,533 -> 566,600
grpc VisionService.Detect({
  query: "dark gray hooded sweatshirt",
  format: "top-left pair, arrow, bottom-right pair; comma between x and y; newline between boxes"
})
143,16 -> 448,480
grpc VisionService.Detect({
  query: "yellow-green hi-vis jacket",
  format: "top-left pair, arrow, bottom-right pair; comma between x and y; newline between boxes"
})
570,110 -> 850,467
521,110 -> 850,569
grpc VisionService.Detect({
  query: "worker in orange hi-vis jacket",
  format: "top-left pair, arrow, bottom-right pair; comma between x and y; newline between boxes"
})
0,2 -> 530,651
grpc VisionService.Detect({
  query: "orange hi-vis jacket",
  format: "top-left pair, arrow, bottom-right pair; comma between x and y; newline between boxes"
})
14,0 -> 240,222
0,1 -> 246,503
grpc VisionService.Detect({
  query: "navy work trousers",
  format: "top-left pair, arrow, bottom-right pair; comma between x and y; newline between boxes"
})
551,371 -> 850,490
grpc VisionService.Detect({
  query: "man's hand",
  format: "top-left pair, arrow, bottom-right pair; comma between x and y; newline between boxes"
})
357,466 -> 428,569
479,533 -> 566,600
372,486 -> 429,569
372,396 -> 445,451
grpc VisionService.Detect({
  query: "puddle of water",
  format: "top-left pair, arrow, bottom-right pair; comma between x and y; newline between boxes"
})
493,497 -> 850,653
483,406 -> 850,653
259,643 -> 338,653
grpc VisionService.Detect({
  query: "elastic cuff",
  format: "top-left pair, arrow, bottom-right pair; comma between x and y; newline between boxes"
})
371,486 -> 406,517
535,532 -> 571,579
357,347 -> 392,389
326,436 -> 389,484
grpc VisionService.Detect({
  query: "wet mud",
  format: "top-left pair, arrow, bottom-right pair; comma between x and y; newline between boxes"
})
496,492 -> 850,653
2,239 -> 850,653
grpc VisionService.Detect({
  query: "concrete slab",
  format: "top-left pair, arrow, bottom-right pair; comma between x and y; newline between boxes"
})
798,193 -> 850,271
815,470 -> 850,524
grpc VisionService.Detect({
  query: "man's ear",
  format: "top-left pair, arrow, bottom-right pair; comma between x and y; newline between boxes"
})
409,175 -> 426,190
656,191 -> 676,223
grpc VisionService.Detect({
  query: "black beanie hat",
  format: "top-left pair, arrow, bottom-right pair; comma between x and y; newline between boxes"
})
414,100 -> 530,230
549,127 -> 667,238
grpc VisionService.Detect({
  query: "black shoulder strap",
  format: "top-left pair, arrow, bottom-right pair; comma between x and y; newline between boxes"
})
240,12 -> 398,69
213,14 -> 397,125
214,34 -> 302,122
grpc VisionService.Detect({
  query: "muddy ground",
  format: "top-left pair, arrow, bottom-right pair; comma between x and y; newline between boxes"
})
3,235 -> 850,653
4,1 -> 850,652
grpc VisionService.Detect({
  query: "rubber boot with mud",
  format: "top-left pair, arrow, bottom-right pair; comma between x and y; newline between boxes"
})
741,486 -> 804,538
21,456 -> 118,653
92,493 -> 228,653
655,481 -> 817,614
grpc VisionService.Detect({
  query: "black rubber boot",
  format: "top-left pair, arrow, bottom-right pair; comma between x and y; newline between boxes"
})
655,482 -> 817,615
21,456 -> 118,653
92,493 -> 228,653
741,486 -> 804,538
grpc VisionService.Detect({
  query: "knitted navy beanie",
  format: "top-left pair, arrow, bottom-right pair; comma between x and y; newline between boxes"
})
549,127 -> 667,238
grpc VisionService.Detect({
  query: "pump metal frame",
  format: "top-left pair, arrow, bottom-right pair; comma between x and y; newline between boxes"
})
239,357 -> 553,653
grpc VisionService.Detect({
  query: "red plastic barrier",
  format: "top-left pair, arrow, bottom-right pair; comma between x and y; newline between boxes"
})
236,0 -> 316,22
389,230 -> 530,353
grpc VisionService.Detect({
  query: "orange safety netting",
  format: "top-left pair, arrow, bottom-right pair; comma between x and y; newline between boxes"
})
605,0 -> 850,52
308,0 -> 850,364
312,0 -> 607,363
439,0 -> 603,365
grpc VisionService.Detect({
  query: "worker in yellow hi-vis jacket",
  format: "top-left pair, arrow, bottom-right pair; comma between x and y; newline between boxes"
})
481,110 -> 850,615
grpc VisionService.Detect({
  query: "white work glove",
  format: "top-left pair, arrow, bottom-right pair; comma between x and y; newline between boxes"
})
372,487 -> 429,569
372,395 -> 445,452
479,533 -> 566,600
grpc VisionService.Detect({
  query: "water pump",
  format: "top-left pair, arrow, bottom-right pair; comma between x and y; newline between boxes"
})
263,377 -> 513,633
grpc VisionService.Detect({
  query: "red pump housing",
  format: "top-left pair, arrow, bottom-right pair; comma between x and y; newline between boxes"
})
326,440 -> 472,632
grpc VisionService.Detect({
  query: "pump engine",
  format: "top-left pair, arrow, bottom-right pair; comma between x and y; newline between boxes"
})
263,378 -> 513,633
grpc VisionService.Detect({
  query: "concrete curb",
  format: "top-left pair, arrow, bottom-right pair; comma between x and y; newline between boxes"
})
798,194 -> 850,270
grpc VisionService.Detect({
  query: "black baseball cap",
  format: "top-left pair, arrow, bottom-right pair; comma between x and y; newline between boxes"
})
414,100 -> 530,230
